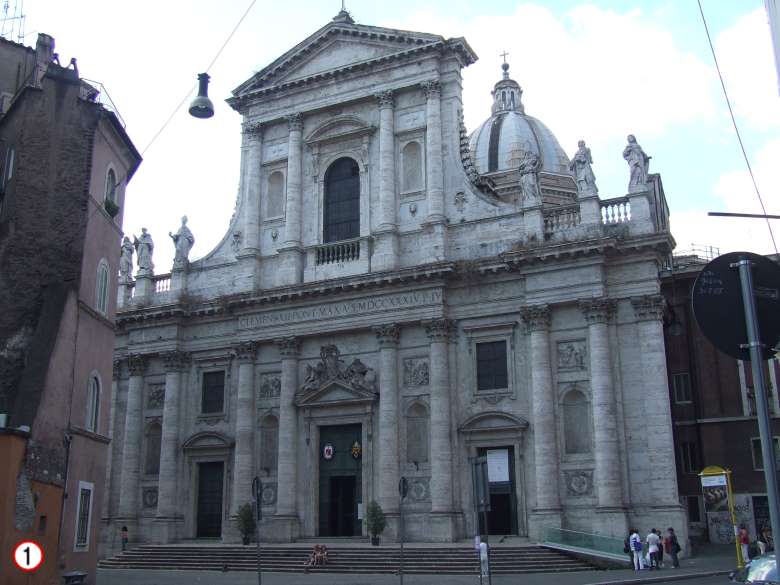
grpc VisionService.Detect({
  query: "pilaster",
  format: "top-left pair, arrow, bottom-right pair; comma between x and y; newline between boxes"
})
232,341 -> 257,521
374,324 -> 400,529
279,113 -> 304,286
374,90 -> 399,271
274,337 -> 301,540
118,354 -> 147,519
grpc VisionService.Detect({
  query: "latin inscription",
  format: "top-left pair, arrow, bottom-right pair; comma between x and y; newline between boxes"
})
238,289 -> 443,331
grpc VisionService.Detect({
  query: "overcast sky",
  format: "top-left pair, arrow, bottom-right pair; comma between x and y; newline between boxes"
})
8,0 -> 780,270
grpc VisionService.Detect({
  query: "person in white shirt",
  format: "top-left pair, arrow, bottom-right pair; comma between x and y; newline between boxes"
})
646,528 -> 661,569
630,529 -> 644,571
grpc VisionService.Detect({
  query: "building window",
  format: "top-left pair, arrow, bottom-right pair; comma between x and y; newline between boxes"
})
85,376 -> 100,433
476,341 -> 508,391
323,157 -> 359,243
104,168 -> 117,203
202,370 -> 225,414
686,495 -> 701,523
95,259 -> 110,315
679,441 -> 699,473
751,437 -> 780,470
145,423 -> 162,475
672,372 -> 692,403
266,170 -> 285,218
563,389 -> 591,454
260,415 -> 278,474
406,402 -> 429,464
401,141 -> 423,192
74,481 -> 94,549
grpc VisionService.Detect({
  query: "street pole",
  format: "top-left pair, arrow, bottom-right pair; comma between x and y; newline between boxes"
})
252,476 -> 262,585
736,258 -> 780,577
399,477 -> 407,585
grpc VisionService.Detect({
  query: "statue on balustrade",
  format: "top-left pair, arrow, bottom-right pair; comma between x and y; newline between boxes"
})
170,215 -> 195,269
119,236 -> 134,283
569,140 -> 598,194
518,149 -> 541,201
133,227 -> 154,276
622,134 -> 651,192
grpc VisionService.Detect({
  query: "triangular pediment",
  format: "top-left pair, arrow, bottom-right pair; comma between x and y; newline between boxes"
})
296,379 -> 377,407
232,21 -> 474,98
459,411 -> 529,434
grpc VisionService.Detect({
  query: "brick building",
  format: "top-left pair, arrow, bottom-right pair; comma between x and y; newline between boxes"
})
0,34 -> 141,584
662,251 -> 780,544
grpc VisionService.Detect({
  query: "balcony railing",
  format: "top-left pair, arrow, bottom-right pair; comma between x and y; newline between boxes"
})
543,205 -> 581,235
315,238 -> 361,266
154,274 -> 171,293
601,196 -> 631,224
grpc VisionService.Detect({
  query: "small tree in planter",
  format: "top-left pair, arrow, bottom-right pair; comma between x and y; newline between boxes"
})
365,500 -> 386,546
236,503 -> 256,545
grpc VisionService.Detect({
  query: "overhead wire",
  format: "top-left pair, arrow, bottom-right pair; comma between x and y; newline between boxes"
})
139,0 -> 257,157
696,0 -> 778,255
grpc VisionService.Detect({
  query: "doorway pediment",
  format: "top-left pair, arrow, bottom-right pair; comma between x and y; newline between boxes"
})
296,379 -> 377,407
182,431 -> 234,451
459,411 -> 529,435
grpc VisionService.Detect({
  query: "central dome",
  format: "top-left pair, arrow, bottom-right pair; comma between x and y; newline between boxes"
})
468,63 -> 571,176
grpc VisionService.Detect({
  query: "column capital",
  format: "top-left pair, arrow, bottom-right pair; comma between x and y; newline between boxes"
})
579,298 -> 616,325
234,341 -> 257,363
424,318 -> 455,342
162,350 -> 191,372
127,354 -> 148,376
276,337 -> 301,358
375,90 -> 394,109
521,304 -> 551,332
286,112 -> 303,132
374,324 -> 400,348
243,121 -> 264,141
421,80 -> 441,99
113,359 -> 123,380
631,294 -> 665,322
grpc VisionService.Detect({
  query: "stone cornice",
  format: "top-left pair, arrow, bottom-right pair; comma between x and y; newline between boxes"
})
374,324 -> 400,348
521,305 -> 550,332
631,294 -> 665,322
579,298 -> 616,325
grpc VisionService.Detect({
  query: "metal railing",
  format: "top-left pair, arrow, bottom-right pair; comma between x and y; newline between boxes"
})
80,78 -> 126,128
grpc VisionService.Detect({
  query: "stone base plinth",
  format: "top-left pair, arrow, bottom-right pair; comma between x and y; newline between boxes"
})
268,515 -> 301,542
427,512 -> 458,542
528,508 -> 562,541
592,507 -> 628,538
170,267 -> 187,292
134,275 -> 154,298
380,512 -> 401,542
372,230 -> 399,272
236,252 -> 261,291
153,516 -> 183,544
277,247 -> 303,286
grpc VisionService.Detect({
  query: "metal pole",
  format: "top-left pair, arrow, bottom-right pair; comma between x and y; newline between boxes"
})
399,502 -> 404,585
736,258 -> 780,577
725,470 -> 743,568
252,476 -> 262,585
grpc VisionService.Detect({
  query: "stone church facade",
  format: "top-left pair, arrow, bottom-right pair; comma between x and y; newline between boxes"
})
103,10 -> 685,551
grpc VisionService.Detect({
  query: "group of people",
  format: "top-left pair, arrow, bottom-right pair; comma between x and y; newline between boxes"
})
739,524 -> 774,561
304,544 -> 329,568
626,527 -> 681,571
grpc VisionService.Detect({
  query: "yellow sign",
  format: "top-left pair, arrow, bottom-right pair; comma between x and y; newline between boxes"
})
700,466 -> 744,568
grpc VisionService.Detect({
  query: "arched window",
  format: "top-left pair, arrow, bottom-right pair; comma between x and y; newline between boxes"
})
95,259 -> 110,315
104,168 -> 117,203
145,422 -> 162,475
406,403 -> 429,464
402,141 -> 423,193
85,376 -> 100,433
260,415 -> 279,474
323,157 -> 360,243
563,390 -> 592,454
266,171 -> 285,218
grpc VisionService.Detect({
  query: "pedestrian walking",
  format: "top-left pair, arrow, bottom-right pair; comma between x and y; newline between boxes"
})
630,528 -> 644,571
739,525 -> 750,563
121,525 -> 129,551
666,527 -> 681,568
758,527 -> 768,556
655,528 -> 664,567
646,528 -> 661,569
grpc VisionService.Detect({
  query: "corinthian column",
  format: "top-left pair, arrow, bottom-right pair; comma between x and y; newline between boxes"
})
580,299 -> 623,508
274,337 -> 300,539
232,341 -> 257,516
425,319 -> 454,514
279,113 -> 304,286
632,295 -> 679,505
422,81 -> 444,223
118,354 -> 146,518
521,306 -> 561,514
374,324 -> 400,517
241,123 -> 263,254
157,351 -> 189,520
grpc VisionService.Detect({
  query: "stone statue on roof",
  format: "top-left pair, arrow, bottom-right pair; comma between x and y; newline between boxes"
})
569,140 -> 598,195
623,134 -> 651,192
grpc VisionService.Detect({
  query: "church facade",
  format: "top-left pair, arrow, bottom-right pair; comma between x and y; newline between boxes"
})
103,10 -> 685,551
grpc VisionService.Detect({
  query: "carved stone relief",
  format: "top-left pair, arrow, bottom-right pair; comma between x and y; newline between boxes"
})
403,358 -> 429,387
261,482 -> 277,505
147,384 -> 165,409
142,487 -> 158,508
300,345 -> 377,394
565,470 -> 594,497
557,341 -> 587,371
408,477 -> 431,502
259,373 -> 281,399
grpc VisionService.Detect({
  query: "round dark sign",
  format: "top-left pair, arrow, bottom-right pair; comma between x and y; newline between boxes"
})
692,251 -> 780,361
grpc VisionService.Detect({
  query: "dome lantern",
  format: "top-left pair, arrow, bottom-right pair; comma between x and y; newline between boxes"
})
491,61 -> 524,114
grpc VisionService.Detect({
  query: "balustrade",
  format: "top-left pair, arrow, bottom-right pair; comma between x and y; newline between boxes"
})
600,197 -> 631,224
154,274 -> 172,293
315,239 -> 361,265
543,205 -> 581,235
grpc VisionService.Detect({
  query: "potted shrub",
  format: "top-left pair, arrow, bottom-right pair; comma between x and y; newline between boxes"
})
365,500 -> 386,546
236,503 -> 256,545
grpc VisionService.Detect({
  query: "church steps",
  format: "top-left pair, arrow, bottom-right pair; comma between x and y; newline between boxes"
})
98,545 -> 595,574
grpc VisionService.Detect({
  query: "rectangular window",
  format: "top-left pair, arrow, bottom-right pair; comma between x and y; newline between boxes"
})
672,372 -> 692,403
679,441 -> 699,474
74,481 -> 93,549
202,371 -> 225,413
686,495 -> 701,523
751,437 -> 780,470
476,341 -> 508,391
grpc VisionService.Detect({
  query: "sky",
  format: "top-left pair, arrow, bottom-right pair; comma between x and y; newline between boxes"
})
5,0 -> 779,270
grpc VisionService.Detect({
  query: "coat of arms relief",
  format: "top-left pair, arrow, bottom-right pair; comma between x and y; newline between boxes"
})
299,345 -> 377,396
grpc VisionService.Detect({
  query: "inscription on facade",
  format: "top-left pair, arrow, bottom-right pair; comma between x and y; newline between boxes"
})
238,289 -> 443,331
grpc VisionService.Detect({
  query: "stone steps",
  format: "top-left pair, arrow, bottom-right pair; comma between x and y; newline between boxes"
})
98,545 -> 596,574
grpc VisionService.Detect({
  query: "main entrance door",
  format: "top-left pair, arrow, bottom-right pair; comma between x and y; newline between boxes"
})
319,424 -> 362,536
478,447 -> 518,535
196,461 -> 224,538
